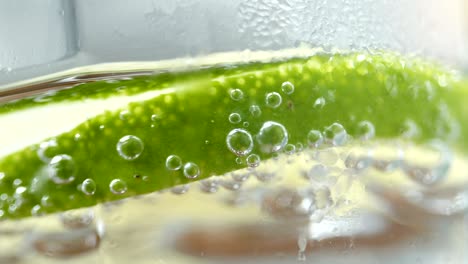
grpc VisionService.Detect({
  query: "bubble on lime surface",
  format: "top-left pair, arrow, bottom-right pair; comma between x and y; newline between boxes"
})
324,123 -> 347,146
357,120 -> 376,140
228,113 -> 242,124
249,104 -> 262,117
183,162 -> 200,179
265,92 -> 282,108
109,179 -> 127,195
257,121 -> 288,153
81,179 -> 97,196
281,81 -> 295,94
313,97 -> 326,109
37,139 -> 59,163
229,88 -> 244,101
166,155 -> 182,171
246,154 -> 261,168
48,154 -> 76,185
226,128 -> 254,156
307,130 -> 324,148
116,135 -> 144,160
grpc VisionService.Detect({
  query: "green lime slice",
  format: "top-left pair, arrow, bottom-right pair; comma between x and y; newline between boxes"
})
0,51 -> 466,220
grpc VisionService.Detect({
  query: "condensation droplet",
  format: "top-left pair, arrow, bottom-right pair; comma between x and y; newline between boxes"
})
48,155 -> 76,185
226,129 -> 254,156
183,162 -> 200,179
116,135 -> 144,160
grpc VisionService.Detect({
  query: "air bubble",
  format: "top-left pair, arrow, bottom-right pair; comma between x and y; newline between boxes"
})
37,140 -> 59,162
257,121 -> 288,153
357,121 -> 375,140
171,185 -> 190,195
226,129 -> 254,156
265,92 -> 282,108
199,178 -> 219,193
229,88 -> 244,101
228,113 -> 242,124
249,105 -> 262,117
81,179 -> 96,196
403,140 -> 452,186
116,135 -> 144,160
324,123 -> 347,146
183,162 -> 200,179
166,155 -> 182,170
284,144 -> 296,155
313,97 -> 326,109
231,171 -> 250,182
48,155 -> 76,185
109,179 -> 127,195
246,154 -> 261,168
307,130 -> 323,148
281,81 -> 295,94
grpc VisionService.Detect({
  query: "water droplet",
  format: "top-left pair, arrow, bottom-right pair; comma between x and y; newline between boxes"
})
228,113 -> 242,124
324,123 -> 347,146
265,92 -> 282,108
37,140 -> 59,162
357,120 -> 375,140
81,179 -> 96,196
246,154 -> 261,168
285,144 -> 297,155
307,130 -> 323,148
171,184 -> 190,195
109,179 -> 127,195
257,121 -> 288,153
48,155 -> 76,184
166,155 -> 182,170
229,88 -> 244,101
226,129 -> 254,156
281,81 -> 295,94
183,162 -> 200,179
116,135 -> 144,160
249,104 -> 262,117
313,97 -> 326,109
